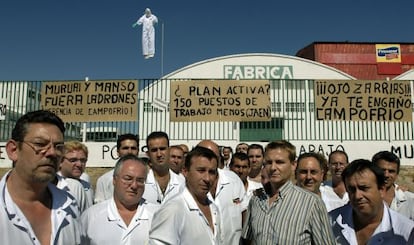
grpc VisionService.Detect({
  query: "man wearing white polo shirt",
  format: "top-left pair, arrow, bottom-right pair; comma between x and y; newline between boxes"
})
81,155 -> 159,244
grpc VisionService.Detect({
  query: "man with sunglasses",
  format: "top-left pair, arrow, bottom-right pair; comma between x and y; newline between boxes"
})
1,110 -> 81,244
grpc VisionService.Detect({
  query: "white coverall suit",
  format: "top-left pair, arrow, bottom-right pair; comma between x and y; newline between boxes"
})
134,8 -> 158,58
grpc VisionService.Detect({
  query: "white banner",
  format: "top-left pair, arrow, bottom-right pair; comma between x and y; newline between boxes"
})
0,140 -> 413,168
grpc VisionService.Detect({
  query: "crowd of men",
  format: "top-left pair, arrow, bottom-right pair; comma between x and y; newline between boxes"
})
0,110 -> 413,244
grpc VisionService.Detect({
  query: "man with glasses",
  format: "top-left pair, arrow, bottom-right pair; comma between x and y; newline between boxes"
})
0,110 -> 81,244
81,154 -> 159,244
59,140 -> 94,207
94,133 -> 140,203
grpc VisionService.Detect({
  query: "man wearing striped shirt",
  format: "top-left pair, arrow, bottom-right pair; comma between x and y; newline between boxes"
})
242,140 -> 335,244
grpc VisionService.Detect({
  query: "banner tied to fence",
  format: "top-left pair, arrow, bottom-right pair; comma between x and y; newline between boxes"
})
315,80 -> 412,122
41,80 -> 138,122
170,79 -> 271,122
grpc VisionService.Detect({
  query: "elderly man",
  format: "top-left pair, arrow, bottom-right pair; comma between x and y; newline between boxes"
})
94,133 -> 140,203
81,154 -> 159,244
330,159 -> 414,244
1,110 -> 80,244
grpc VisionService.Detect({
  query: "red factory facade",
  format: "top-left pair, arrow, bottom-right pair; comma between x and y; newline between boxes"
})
296,42 -> 414,80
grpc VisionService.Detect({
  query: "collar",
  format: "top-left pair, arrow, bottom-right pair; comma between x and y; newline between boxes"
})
146,169 -> 182,185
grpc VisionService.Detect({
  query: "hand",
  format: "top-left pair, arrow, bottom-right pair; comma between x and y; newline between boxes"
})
132,23 -> 138,28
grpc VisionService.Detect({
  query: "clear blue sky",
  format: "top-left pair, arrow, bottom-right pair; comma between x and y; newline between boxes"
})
1,0 -> 413,81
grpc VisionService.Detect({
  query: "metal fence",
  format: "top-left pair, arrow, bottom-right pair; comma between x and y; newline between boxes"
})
0,79 -> 413,143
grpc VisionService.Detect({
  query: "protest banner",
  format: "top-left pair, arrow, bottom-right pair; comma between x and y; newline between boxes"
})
41,80 -> 138,122
170,79 -> 271,122
315,80 -> 412,121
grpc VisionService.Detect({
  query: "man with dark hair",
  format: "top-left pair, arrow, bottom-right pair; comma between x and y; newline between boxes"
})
323,150 -> 350,210
330,159 -> 414,244
81,154 -> 158,244
222,146 -> 233,169
168,145 -> 185,175
94,133 -> 140,203
149,146 -> 222,244
295,152 -> 327,195
1,110 -> 81,244
235,142 -> 249,154
243,140 -> 335,244
247,144 -> 265,183
198,140 -> 245,245
372,151 -> 414,220
230,152 -> 262,209
143,131 -> 184,204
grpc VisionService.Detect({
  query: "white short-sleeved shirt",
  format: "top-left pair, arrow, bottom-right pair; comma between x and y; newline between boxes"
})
210,169 -> 246,245
94,169 -> 114,203
241,178 -> 263,211
81,198 -> 159,245
143,169 -> 185,204
391,184 -> 414,220
330,202 -> 414,244
149,187 -> 222,245
78,178 -> 94,207
320,182 -> 349,212
80,172 -> 91,183
0,171 -> 81,245
56,174 -> 90,213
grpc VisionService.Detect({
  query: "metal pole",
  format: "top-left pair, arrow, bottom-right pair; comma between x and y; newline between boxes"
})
82,77 -> 88,143
161,21 -> 164,77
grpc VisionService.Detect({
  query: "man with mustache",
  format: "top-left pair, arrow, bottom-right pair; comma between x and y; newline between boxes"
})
81,154 -> 159,244
329,159 -> 414,244
0,110 -> 81,244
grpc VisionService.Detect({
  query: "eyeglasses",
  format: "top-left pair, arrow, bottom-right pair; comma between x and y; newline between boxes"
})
118,175 -> 146,186
64,157 -> 87,164
22,140 -> 65,155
